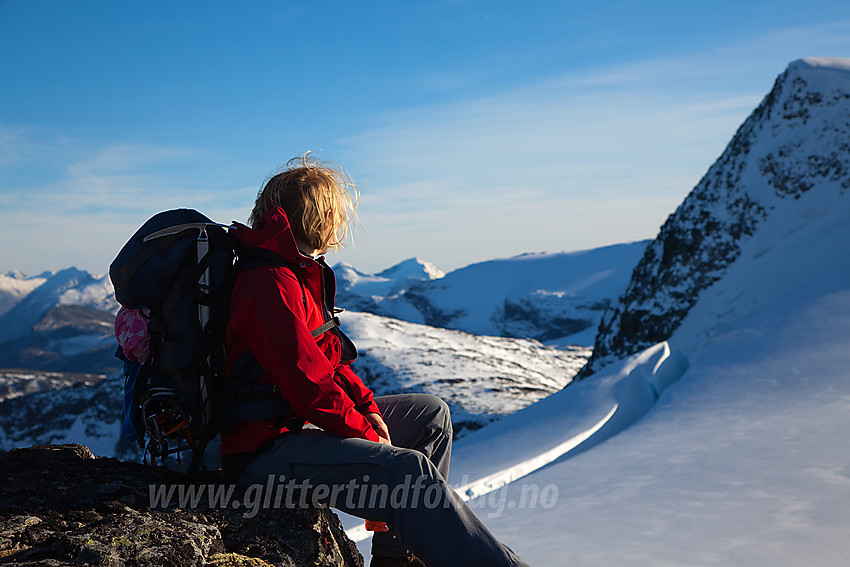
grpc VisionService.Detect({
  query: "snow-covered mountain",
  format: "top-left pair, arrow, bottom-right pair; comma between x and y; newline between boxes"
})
586,57 -> 850,374
334,257 -> 447,316
335,257 -> 445,299
0,228 -> 644,382
0,268 -> 119,373
337,242 -> 648,346
0,268 -> 117,343
0,270 -> 50,316
0,241 -> 640,378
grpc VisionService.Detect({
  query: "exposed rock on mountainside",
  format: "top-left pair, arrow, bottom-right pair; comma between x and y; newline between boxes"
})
584,58 -> 850,374
0,444 -> 363,566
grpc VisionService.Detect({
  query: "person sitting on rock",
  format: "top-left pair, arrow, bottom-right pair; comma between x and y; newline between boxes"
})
220,153 -> 530,567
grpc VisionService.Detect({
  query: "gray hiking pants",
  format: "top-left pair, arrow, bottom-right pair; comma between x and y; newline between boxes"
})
237,393 -> 529,567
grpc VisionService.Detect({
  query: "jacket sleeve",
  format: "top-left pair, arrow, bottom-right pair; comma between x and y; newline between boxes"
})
334,364 -> 381,415
230,267 -> 379,442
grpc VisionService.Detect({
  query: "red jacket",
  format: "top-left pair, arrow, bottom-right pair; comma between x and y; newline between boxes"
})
220,207 -> 381,457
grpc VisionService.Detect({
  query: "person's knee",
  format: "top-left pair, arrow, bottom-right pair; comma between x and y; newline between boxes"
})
428,395 -> 452,435
415,394 -> 451,426
389,446 -> 439,480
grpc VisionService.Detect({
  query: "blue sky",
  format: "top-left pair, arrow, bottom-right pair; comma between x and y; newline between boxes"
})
2,1 -> 850,276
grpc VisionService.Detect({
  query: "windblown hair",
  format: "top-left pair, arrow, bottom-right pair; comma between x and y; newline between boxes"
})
250,153 -> 358,252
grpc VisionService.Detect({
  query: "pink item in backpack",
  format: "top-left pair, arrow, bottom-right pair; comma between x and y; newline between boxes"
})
115,306 -> 152,364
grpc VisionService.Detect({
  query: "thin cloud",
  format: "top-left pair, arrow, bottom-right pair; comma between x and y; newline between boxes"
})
65,143 -> 200,177
4,140 -> 214,212
340,65 -> 759,200
0,138 -> 251,274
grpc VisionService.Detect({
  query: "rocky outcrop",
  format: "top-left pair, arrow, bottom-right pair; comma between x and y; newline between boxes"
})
582,58 -> 850,375
0,444 -> 363,566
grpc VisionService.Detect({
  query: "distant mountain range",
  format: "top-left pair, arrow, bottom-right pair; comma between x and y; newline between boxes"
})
0,244 -> 638,455
0,271 -> 50,316
0,239 -> 646,378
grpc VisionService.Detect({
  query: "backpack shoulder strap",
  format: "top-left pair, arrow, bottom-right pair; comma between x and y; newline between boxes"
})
234,246 -> 296,272
233,245 -> 340,337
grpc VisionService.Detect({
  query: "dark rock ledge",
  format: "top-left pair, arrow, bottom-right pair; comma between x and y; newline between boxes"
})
0,444 -> 363,566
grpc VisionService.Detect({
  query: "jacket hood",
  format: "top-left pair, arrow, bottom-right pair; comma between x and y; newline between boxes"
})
230,207 -> 307,263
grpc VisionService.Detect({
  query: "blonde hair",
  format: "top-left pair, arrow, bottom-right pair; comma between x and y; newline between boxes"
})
250,153 -> 358,251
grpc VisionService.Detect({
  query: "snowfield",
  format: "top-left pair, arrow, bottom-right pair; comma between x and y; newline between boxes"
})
341,310 -> 589,435
344,203 -> 850,565
478,288 -> 850,566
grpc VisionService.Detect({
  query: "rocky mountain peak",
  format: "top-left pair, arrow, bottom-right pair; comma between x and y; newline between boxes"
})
583,58 -> 850,375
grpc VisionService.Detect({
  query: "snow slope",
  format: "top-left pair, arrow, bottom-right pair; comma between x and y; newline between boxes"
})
435,154 -> 849,565
478,281 -> 850,566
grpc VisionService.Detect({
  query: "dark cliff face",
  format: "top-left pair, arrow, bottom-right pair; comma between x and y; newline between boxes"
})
0,444 -> 364,567
582,59 -> 850,375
